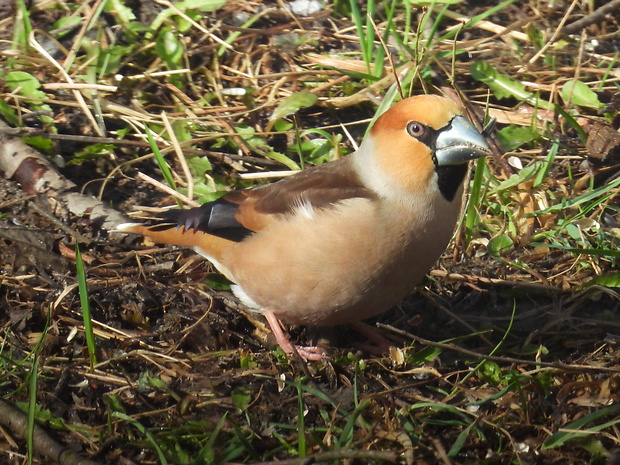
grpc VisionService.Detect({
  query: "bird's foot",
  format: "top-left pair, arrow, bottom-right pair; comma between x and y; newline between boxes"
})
264,311 -> 325,362
290,344 -> 325,361
348,321 -> 395,354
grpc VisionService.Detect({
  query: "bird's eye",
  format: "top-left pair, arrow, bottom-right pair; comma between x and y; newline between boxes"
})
407,121 -> 426,139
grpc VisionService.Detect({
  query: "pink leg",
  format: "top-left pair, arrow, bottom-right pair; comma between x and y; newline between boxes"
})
264,311 -> 325,361
348,321 -> 394,354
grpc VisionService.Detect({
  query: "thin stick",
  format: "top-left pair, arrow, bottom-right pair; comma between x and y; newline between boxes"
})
161,112 -> 194,200
563,0 -> 620,35
137,172 -> 200,207
529,0 -> 579,64
28,32 -> 104,137
368,14 -> 404,99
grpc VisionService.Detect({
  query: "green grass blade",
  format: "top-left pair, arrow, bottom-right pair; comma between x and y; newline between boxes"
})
112,412 -> 169,464
465,156 -> 486,245
440,0 -> 519,41
364,89 -> 401,138
75,244 -> 97,370
530,243 -> 620,258
542,403 -> 620,449
13,0 -> 33,51
296,383 -> 307,457
532,176 -> 620,215
349,0 -> 368,74
337,399 -> 370,448
554,104 -> 588,143
145,126 -> 176,189
425,2 -> 450,51
217,10 -> 260,57
534,139 -> 559,187
26,352 -> 38,465
448,421 -> 475,457
145,126 -> 184,207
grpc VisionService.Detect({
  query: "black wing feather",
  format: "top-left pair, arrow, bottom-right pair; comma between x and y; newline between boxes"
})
153,197 -> 253,242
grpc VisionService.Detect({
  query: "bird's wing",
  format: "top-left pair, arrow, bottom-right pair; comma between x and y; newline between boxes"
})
155,156 -> 376,242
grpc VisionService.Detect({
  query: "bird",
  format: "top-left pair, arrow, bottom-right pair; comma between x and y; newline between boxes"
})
117,94 -> 491,360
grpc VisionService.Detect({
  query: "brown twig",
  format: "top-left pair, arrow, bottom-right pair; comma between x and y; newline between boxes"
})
376,329 -> 620,374
236,449 -> 399,465
0,399 -> 103,465
368,13 -> 404,99
562,0 -> 620,35
432,438 -> 454,465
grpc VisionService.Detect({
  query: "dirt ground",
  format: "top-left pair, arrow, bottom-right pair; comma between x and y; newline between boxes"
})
1,0 -> 620,464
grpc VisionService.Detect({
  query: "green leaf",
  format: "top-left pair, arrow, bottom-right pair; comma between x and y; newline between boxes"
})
170,0 -> 225,10
204,273 -> 230,291
151,0 -> 226,30
145,126 -> 181,206
234,125 -> 301,170
263,149 -> 302,170
195,415 -> 227,464
270,90 -> 318,122
156,29 -> 184,67
27,351 -> 38,462
565,223 -> 581,241
104,0 -> 137,24
476,360 -> 503,385
274,119 -> 294,131
561,79 -> 604,109
293,138 -> 332,163
0,99 -> 19,125
534,140 -> 559,187
337,399 -> 371,448
188,155 -> 213,177
24,136 -> 54,151
407,344 -> 443,364
50,15 -> 83,39
70,143 -> 116,164
526,24 -> 545,50
159,440 -> 190,465
406,401 -> 471,423
126,21 -> 153,34
488,234 -> 514,256
5,71 -> 47,99
495,162 -> 543,191
471,61 -> 532,101
583,272 -> 620,288
496,125 -> 540,152
97,44 -> 136,76
555,104 -> 588,143
232,387 -> 253,411
464,157 -> 486,246
5,71 -> 55,130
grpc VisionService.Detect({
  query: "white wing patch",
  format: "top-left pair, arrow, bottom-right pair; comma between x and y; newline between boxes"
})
231,284 -> 261,311
191,246 -> 237,283
293,198 -> 316,220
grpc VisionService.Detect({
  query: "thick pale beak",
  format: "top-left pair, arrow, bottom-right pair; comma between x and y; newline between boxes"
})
435,115 -> 492,166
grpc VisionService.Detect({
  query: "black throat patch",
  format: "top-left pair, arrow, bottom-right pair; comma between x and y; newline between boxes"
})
435,164 -> 468,202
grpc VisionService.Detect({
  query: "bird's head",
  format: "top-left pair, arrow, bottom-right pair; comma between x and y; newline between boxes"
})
354,95 -> 492,203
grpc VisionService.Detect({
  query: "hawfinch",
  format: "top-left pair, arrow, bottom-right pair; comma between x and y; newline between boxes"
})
118,95 -> 491,360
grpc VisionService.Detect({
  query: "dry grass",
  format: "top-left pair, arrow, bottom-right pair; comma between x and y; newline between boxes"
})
1,0 -> 620,464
